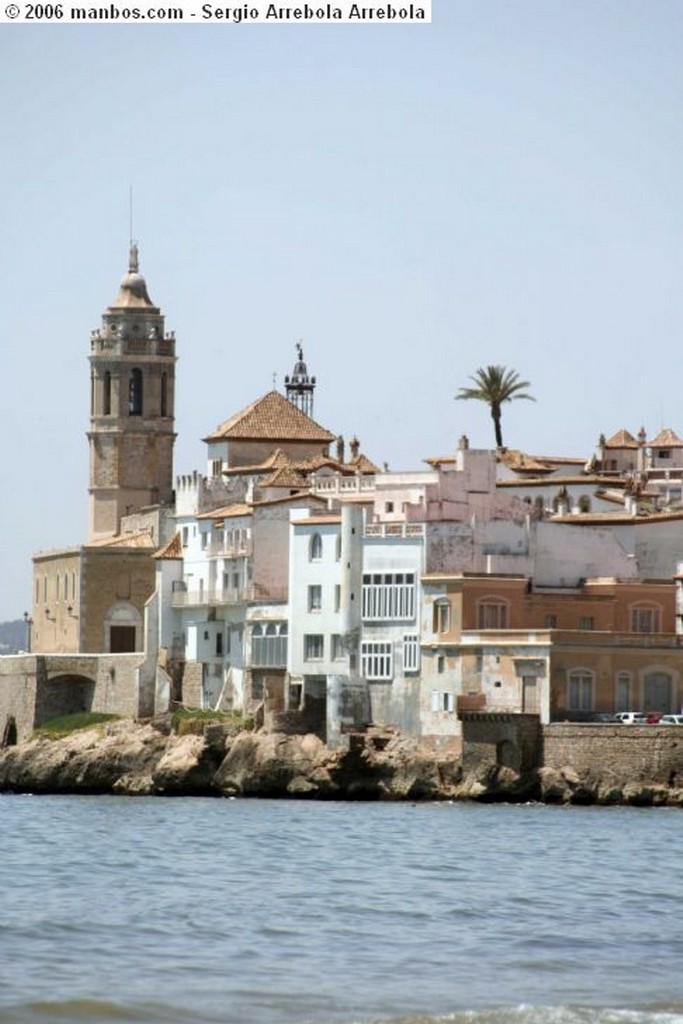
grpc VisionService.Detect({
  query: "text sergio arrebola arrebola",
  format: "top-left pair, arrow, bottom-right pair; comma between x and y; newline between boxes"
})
199,3 -> 429,20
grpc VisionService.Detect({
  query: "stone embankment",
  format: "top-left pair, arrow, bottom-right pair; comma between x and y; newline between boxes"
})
1,719 -> 683,804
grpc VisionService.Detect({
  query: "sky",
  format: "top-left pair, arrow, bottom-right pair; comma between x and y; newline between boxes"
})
2,2 -> 683,621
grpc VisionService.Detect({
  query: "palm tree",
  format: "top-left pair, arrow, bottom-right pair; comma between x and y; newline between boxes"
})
455,365 -> 535,448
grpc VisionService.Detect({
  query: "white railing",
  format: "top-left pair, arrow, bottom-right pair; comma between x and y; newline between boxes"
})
312,474 -> 376,495
364,523 -> 425,538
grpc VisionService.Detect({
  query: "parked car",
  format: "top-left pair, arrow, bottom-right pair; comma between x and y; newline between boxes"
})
613,711 -> 648,724
659,714 -> 683,725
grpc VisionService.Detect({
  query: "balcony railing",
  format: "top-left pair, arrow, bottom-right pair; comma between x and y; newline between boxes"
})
364,522 -> 425,538
171,581 -> 288,607
312,474 -> 376,495
207,539 -> 253,558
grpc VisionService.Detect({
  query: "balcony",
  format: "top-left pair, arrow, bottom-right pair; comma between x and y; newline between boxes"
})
312,474 -> 376,495
207,538 -> 253,558
171,581 -> 288,608
364,522 -> 425,538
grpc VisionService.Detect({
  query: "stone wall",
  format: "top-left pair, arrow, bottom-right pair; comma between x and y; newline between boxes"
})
460,712 -> 542,775
543,723 -> 683,783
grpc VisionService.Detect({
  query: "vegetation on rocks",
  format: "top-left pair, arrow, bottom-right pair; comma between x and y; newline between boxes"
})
32,712 -> 120,740
170,706 -> 254,736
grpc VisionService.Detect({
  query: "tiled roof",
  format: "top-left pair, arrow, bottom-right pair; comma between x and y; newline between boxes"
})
154,532 -> 183,559
347,453 -> 380,475
258,466 -> 309,489
86,530 -> 156,550
649,428 -> 683,448
204,391 -> 336,444
604,429 -> 639,449
497,450 -> 553,473
197,503 -> 253,520
294,515 -> 342,526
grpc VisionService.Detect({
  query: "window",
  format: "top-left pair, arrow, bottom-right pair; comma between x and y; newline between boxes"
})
361,641 -> 393,680
579,616 -> 594,631
309,533 -> 323,561
331,634 -> 345,660
568,670 -> 594,711
630,605 -> 661,633
334,584 -> 341,612
103,371 -> 112,415
335,534 -> 342,561
385,501 -> 394,513
308,585 -> 322,612
477,600 -> 509,630
658,450 -> 671,459
252,623 -> 288,667
129,368 -> 143,415
403,634 -> 419,672
182,526 -> 189,547
545,614 -> 557,629
433,598 -> 450,634
616,672 -> 631,712
201,532 -> 208,550
160,372 -> 168,417
362,573 -> 416,621
437,655 -> 445,674
431,690 -> 453,712
216,632 -> 223,656
304,634 -> 324,661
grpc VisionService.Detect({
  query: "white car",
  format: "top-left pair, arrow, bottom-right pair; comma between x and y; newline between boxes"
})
659,714 -> 683,725
613,711 -> 648,724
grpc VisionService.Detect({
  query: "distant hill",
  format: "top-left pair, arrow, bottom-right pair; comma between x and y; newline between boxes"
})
0,619 -> 29,655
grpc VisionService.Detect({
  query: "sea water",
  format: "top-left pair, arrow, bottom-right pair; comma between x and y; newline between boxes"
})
1,796 -> 682,1024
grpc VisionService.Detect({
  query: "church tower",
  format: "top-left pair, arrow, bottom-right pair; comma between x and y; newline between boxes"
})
284,342 -> 316,418
88,244 -> 176,539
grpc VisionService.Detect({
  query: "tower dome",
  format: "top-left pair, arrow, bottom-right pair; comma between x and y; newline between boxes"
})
285,342 -> 316,418
109,242 -> 157,310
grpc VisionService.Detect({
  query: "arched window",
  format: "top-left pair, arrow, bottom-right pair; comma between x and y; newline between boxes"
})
103,371 -> 112,415
252,622 -> 287,667
309,533 -> 323,561
630,604 -> 661,633
477,598 -> 509,630
567,669 -> 594,711
129,368 -> 143,416
160,372 -> 168,417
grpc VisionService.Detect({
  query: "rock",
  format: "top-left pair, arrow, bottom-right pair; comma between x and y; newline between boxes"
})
152,733 -> 224,796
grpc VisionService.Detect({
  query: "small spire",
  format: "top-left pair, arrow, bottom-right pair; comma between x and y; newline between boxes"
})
129,240 -> 139,274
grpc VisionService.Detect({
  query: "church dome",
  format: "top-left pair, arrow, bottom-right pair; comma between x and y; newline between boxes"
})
108,243 -> 158,311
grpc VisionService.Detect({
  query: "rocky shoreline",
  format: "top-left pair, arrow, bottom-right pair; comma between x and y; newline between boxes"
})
1,719 -> 683,805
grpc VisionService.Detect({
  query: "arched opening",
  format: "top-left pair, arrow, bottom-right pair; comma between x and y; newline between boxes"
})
160,371 -> 168,417
129,368 -> 143,416
1,716 -> 17,747
309,533 -> 323,561
34,675 -> 96,728
103,371 -> 112,415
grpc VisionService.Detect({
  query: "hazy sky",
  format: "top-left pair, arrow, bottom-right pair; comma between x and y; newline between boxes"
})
3,3 -> 683,621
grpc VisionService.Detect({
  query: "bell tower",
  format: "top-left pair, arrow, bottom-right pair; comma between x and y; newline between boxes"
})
88,244 -> 177,539
284,342 -> 316,418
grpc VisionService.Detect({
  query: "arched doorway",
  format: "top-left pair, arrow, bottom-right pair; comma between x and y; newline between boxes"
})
104,601 -> 142,653
643,671 -> 673,714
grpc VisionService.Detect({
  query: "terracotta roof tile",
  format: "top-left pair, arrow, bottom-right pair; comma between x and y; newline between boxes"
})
604,429 -> 639,449
154,532 -> 183,559
86,530 -> 156,550
649,428 -> 683,448
197,503 -> 253,520
204,391 -> 336,444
